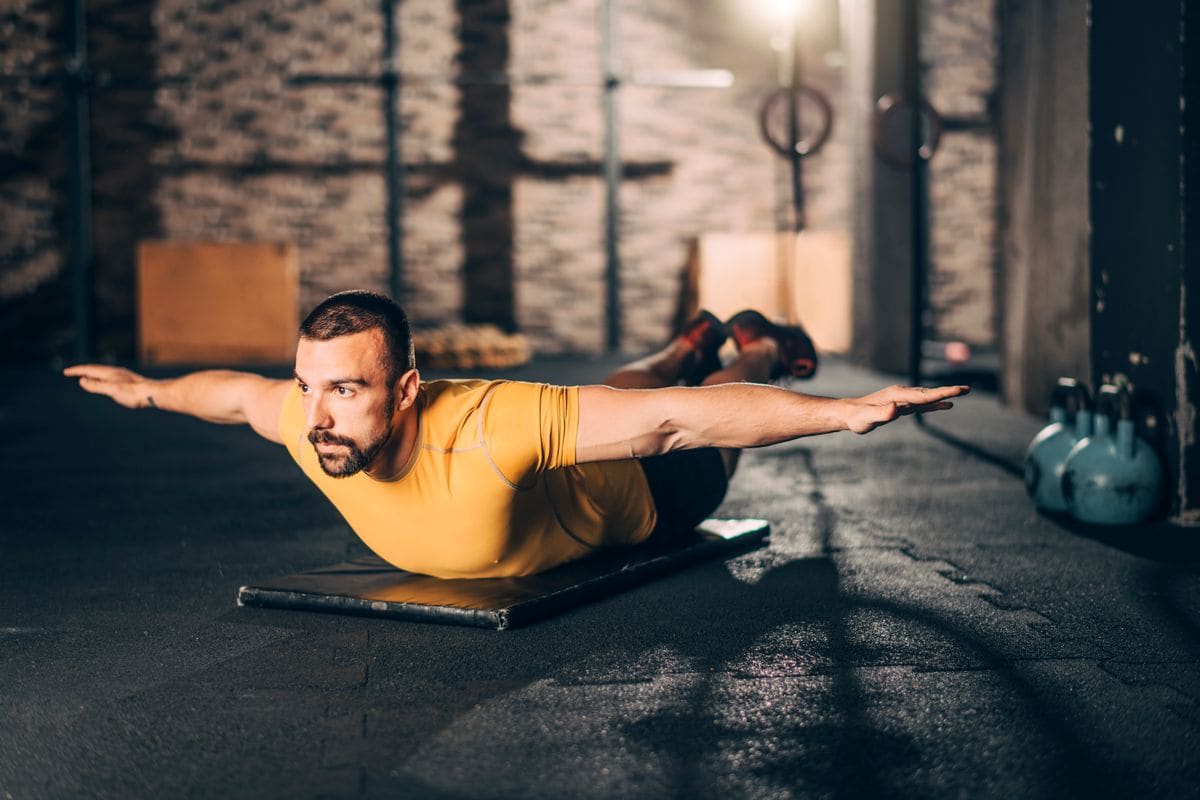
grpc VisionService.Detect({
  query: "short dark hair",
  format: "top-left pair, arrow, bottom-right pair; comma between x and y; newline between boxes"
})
299,290 -> 416,379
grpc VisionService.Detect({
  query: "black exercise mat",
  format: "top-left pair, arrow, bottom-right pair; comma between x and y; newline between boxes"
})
237,518 -> 769,629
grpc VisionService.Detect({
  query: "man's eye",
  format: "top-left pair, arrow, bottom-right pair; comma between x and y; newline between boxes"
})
299,383 -> 309,393
335,386 -> 350,396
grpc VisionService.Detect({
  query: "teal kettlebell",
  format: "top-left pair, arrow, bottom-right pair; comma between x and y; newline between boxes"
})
1024,378 -> 1092,513
1061,385 -> 1164,525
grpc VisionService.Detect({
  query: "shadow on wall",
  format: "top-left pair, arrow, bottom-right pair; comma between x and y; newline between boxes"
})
89,0 -> 174,359
0,5 -> 74,364
450,0 -> 673,336
2,0 -> 181,364
454,0 -> 519,332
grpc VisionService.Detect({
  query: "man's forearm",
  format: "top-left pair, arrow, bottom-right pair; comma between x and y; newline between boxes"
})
575,382 -> 854,463
145,370 -> 274,424
660,382 -> 850,450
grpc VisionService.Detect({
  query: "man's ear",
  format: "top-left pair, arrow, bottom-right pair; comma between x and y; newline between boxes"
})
395,368 -> 421,411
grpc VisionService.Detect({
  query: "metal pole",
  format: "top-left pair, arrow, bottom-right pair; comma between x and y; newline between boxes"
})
65,0 -> 93,360
383,0 -> 406,303
788,5 -> 805,233
904,0 -> 928,390
602,0 -> 622,352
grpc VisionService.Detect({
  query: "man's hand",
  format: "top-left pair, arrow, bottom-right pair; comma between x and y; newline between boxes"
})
842,384 -> 970,434
64,364 -> 158,410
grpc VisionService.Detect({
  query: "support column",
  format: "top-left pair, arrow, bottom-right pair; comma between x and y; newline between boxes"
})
865,0 -> 915,373
65,0 -> 93,360
997,0 -> 1090,414
1090,1 -> 1200,524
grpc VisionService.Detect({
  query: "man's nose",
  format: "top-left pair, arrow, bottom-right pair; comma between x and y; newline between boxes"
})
306,395 -> 333,429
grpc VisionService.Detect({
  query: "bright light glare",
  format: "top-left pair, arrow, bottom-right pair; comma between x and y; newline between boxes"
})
630,69 -> 734,89
756,0 -> 810,27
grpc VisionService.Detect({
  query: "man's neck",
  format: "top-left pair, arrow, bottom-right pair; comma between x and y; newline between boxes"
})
365,399 -> 421,482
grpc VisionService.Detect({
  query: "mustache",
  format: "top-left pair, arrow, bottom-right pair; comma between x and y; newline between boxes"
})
308,430 -> 358,448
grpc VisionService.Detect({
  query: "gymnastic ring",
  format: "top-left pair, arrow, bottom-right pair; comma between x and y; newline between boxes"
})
872,93 -> 943,169
758,85 -> 835,159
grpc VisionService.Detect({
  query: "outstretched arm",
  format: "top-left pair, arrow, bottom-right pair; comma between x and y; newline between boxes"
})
63,365 -> 292,444
575,382 -> 969,463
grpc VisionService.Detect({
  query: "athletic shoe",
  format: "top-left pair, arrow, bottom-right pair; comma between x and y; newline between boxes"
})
726,309 -> 818,379
678,309 -> 728,385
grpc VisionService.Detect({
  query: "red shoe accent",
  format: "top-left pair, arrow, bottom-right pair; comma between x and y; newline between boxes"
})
677,309 -> 728,385
726,309 -> 818,379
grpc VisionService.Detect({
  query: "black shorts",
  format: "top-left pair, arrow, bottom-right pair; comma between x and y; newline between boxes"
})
638,447 -> 729,544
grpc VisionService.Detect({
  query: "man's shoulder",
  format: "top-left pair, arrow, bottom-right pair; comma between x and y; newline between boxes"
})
421,378 -> 575,429
418,379 -> 505,435
421,377 -> 505,407
422,377 -> 569,404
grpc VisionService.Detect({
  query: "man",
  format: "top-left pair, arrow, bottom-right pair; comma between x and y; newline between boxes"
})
65,290 -> 967,579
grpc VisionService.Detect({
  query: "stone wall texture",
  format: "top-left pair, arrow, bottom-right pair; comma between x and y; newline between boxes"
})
923,0 -> 999,346
0,0 -> 999,362
0,0 -> 71,361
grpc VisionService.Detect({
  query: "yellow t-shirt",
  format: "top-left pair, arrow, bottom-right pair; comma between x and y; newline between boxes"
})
279,379 -> 657,578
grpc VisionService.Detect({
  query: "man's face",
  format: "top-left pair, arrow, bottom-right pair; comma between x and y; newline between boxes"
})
294,330 -> 398,478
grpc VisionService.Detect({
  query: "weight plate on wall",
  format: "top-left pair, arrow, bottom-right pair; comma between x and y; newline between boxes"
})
758,85 -> 834,159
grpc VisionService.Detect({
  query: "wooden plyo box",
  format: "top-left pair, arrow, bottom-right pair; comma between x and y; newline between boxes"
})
137,241 -> 300,365
687,231 -> 852,354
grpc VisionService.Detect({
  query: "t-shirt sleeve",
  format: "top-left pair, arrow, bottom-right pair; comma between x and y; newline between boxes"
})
480,381 -> 579,485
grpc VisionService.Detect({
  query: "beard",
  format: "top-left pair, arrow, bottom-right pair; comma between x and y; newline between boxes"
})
307,396 -> 395,478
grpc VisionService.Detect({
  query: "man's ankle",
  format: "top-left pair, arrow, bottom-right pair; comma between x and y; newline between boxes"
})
740,336 -> 780,361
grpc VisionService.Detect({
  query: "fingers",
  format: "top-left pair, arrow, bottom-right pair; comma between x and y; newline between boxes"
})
64,365 -> 97,381
850,385 -> 965,434
64,364 -> 149,408
934,385 -> 970,398
893,400 -> 956,420
65,367 -> 114,398
64,364 -> 146,387
895,384 -> 969,402
64,363 -> 110,377
863,384 -> 969,406
63,364 -> 133,381
914,400 -> 954,413
879,386 -> 968,414
75,375 -> 120,398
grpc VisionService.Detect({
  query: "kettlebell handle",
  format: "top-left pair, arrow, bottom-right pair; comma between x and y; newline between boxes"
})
1094,384 -> 1132,420
1052,378 -> 1091,416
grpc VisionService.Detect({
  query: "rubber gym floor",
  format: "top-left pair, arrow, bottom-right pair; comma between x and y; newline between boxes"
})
3,356 -> 1198,799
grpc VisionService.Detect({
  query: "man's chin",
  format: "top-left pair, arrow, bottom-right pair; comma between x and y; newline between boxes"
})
317,454 -> 366,478
309,431 -> 388,479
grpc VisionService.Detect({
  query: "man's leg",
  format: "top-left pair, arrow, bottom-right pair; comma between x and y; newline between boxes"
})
699,338 -> 777,387
601,340 -> 695,389
601,310 -> 728,389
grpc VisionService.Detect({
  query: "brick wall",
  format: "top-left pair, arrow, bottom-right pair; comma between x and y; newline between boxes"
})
0,0 -> 71,362
146,0 -> 394,353
923,0 -> 999,347
0,0 -> 998,362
